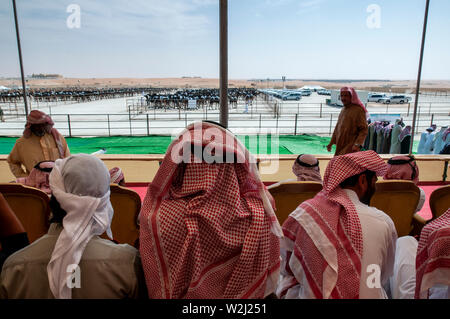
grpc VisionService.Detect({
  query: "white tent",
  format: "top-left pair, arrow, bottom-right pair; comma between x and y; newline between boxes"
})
300,85 -> 325,91
0,85 -> 10,91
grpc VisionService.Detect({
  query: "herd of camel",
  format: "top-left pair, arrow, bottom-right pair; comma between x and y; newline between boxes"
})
0,87 -> 261,111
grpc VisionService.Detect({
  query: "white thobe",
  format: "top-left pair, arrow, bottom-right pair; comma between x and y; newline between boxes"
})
390,235 -> 449,299
277,189 -> 397,299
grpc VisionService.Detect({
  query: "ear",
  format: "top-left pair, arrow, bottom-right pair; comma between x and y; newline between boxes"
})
358,174 -> 367,190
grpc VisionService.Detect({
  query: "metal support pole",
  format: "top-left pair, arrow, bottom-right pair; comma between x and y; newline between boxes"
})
67,115 -> 72,137
443,160 -> 448,182
320,103 -> 322,118
219,0 -> 228,128
146,114 -> 150,136
430,113 -> 434,127
329,114 -> 333,135
409,0 -> 430,155
294,114 -> 298,135
259,114 -> 262,133
128,110 -> 132,136
276,116 -> 279,133
12,0 -> 28,116
107,114 -> 111,137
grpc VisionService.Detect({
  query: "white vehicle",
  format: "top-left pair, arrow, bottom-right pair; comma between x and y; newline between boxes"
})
330,90 -> 370,107
379,95 -> 412,104
282,92 -> 302,101
368,93 -> 388,103
300,89 -> 311,96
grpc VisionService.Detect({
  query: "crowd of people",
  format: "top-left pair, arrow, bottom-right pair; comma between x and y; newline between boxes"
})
417,125 -> 450,154
0,89 -> 448,299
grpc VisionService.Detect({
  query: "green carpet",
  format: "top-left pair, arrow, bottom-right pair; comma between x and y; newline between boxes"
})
0,135 -> 418,155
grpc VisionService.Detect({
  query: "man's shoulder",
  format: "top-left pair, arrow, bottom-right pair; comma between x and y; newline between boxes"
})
2,235 -> 55,270
83,237 -> 140,262
359,204 -> 396,231
12,136 -> 26,146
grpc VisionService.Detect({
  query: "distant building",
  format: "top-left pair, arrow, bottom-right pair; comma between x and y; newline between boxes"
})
29,74 -> 63,79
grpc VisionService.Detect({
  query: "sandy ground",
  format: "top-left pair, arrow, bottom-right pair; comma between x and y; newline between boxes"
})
2,77 -> 450,92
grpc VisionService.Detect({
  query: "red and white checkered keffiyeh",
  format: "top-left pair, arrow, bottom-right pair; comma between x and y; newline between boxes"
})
415,208 -> 450,299
383,156 -> 419,184
139,122 -> 281,299
292,154 -> 322,183
16,161 -> 54,194
279,150 -> 387,299
109,167 -> 124,184
23,110 -> 66,158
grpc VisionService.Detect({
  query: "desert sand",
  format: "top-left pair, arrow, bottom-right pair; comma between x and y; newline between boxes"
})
1,77 -> 450,92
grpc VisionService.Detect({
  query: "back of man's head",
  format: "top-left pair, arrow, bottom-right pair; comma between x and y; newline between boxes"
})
48,154 -> 111,223
60,154 -> 110,197
340,170 -> 376,189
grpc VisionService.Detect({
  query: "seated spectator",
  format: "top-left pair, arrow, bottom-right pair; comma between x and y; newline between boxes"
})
15,161 -> 54,195
139,121 -> 282,299
0,154 -> 147,299
277,150 -> 397,299
109,167 -> 125,186
0,193 -> 29,271
267,154 -> 322,190
292,154 -> 322,183
415,208 -> 450,298
384,155 -> 425,213
391,208 -> 450,299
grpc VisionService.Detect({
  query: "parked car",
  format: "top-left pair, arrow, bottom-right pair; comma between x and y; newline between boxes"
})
300,89 -> 311,96
368,93 -> 387,103
379,95 -> 412,104
389,95 -> 412,104
282,92 -> 302,101
317,89 -> 331,95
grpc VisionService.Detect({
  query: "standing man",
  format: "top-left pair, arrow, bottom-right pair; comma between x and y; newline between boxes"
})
327,87 -> 369,155
7,110 -> 70,178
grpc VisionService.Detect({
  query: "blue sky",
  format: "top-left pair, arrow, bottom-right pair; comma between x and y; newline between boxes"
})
0,0 -> 449,80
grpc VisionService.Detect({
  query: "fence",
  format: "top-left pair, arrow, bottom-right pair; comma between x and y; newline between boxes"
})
0,93 -> 448,137
0,110 -> 448,137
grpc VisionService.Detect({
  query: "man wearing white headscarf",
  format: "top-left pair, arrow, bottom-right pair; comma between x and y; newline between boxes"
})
0,154 -> 147,299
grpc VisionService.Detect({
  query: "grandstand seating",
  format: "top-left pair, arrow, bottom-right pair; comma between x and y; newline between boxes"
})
268,181 -> 323,225
370,180 -> 420,237
102,184 -> 141,247
0,183 -> 50,243
429,184 -> 450,221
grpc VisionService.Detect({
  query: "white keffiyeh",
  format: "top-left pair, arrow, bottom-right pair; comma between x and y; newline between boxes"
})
47,154 -> 114,299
